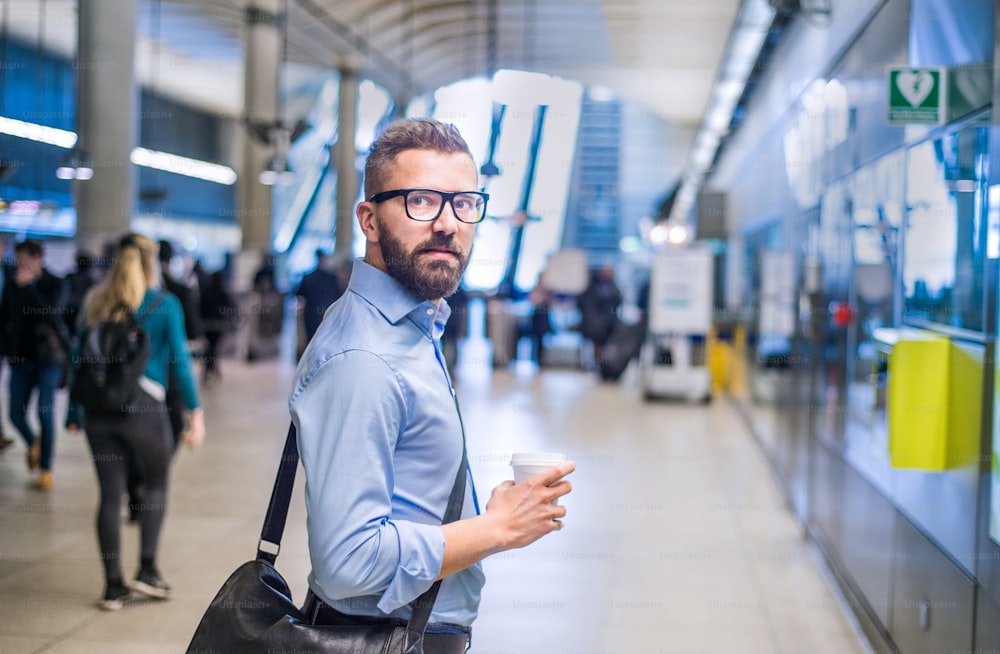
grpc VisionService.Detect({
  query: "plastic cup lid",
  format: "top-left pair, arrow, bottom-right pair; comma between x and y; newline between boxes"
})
510,452 -> 566,466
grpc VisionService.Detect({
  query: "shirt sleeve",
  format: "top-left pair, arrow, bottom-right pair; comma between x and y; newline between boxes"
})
290,349 -> 446,613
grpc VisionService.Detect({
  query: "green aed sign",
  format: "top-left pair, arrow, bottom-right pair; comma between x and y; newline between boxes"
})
888,67 -> 943,124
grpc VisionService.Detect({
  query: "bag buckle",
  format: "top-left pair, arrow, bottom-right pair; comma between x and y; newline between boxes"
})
257,538 -> 280,558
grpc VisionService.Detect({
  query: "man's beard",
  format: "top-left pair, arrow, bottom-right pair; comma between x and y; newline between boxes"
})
378,222 -> 470,301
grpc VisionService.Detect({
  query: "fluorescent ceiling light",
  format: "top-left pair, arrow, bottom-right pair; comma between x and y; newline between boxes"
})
2,116 -> 236,185
130,147 -> 237,185
0,116 -> 77,148
55,165 -> 77,180
670,0 -> 776,224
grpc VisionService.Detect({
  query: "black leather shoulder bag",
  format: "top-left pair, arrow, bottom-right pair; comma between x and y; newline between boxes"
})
186,422 -> 468,653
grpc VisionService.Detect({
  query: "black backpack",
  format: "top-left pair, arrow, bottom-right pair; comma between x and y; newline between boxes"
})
70,293 -> 167,416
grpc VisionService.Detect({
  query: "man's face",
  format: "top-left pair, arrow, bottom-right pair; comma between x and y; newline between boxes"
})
358,149 -> 479,301
15,251 -> 42,278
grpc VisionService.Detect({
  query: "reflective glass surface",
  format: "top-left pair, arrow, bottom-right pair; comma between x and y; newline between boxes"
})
902,126 -> 988,333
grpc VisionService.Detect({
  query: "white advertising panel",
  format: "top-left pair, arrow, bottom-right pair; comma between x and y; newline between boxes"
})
648,248 -> 713,334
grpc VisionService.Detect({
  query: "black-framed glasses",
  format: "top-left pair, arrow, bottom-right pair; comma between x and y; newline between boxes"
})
367,188 -> 490,224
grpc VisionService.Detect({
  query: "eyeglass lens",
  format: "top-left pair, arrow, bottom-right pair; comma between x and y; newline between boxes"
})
406,190 -> 486,223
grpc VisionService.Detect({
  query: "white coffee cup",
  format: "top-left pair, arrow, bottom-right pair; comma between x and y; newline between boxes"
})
510,452 -> 567,483
510,452 -> 568,504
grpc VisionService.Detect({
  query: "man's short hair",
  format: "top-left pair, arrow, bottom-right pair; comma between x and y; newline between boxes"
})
363,118 -> 473,200
15,239 -> 43,257
158,239 -> 175,263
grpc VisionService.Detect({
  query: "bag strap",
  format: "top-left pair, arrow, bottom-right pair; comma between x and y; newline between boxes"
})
404,395 -> 469,646
256,422 -> 299,564
257,400 -> 469,637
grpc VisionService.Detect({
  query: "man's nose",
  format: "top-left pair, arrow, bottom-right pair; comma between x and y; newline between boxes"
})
434,199 -> 460,233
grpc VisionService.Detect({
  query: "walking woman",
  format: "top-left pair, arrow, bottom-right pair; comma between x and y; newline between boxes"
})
67,233 -> 205,610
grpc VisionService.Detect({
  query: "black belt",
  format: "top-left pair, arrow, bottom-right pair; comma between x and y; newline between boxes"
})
302,590 -> 470,654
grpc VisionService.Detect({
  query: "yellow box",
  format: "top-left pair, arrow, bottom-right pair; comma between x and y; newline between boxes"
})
947,340 -> 984,469
876,328 -> 983,471
881,328 -> 949,469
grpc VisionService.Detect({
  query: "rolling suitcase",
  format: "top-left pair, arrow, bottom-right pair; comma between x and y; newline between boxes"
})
596,318 -> 646,381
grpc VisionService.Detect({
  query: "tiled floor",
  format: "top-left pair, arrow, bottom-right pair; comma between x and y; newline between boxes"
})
0,354 -> 871,653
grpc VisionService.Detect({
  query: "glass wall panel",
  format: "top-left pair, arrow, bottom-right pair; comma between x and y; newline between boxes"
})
903,127 -> 989,333
843,153 -> 904,496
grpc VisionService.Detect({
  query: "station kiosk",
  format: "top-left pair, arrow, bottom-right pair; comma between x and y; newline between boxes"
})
641,246 -> 713,402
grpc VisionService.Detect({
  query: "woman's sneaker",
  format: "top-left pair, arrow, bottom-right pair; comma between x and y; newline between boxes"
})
133,567 -> 172,600
99,581 -> 132,611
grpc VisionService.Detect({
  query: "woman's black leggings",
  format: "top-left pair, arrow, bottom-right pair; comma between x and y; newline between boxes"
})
85,388 -> 173,583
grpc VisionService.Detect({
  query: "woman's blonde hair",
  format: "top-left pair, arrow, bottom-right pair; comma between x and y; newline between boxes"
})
85,232 -> 161,325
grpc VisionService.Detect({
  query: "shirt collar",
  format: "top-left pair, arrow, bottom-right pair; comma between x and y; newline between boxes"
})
348,258 -> 451,336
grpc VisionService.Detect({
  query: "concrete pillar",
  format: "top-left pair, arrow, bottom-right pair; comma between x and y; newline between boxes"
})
239,2 -> 283,252
334,62 -> 359,260
75,0 -> 138,249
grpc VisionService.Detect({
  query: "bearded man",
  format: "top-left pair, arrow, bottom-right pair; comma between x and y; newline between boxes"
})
289,118 -> 574,653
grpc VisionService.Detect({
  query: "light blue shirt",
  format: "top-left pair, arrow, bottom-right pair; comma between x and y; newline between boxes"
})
289,259 -> 484,627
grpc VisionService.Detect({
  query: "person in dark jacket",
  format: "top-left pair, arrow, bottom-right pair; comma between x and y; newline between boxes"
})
63,250 -> 100,339
295,249 -> 345,344
157,240 -> 204,440
527,280 -> 553,366
0,239 -> 13,453
0,239 -> 69,490
199,270 -> 237,384
158,240 -> 204,347
577,266 -> 622,349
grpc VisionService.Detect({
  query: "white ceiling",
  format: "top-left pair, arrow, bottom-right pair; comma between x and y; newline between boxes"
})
5,0 -> 742,127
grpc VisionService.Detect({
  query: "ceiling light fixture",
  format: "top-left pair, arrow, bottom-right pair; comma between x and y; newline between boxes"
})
1,117 -> 236,185
670,0 -> 777,225
130,146 -> 237,185
0,116 -> 76,148
259,155 -> 295,186
55,148 -> 94,180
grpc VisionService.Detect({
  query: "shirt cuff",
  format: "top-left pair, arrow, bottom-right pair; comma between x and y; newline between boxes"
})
376,522 -> 445,613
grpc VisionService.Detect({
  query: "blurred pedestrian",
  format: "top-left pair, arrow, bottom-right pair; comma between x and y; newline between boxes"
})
199,269 -> 237,384
295,248 -> 345,345
158,240 -> 204,356
0,239 -> 13,453
64,249 -> 100,339
0,239 -> 69,490
66,233 -> 204,610
577,266 -> 622,354
156,240 -> 204,444
246,252 -> 284,362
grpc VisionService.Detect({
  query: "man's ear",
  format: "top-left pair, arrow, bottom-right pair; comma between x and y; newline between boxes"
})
356,202 -> 380,244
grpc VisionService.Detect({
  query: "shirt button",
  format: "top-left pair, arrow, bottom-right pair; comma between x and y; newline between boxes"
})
426,308 -> 434,316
